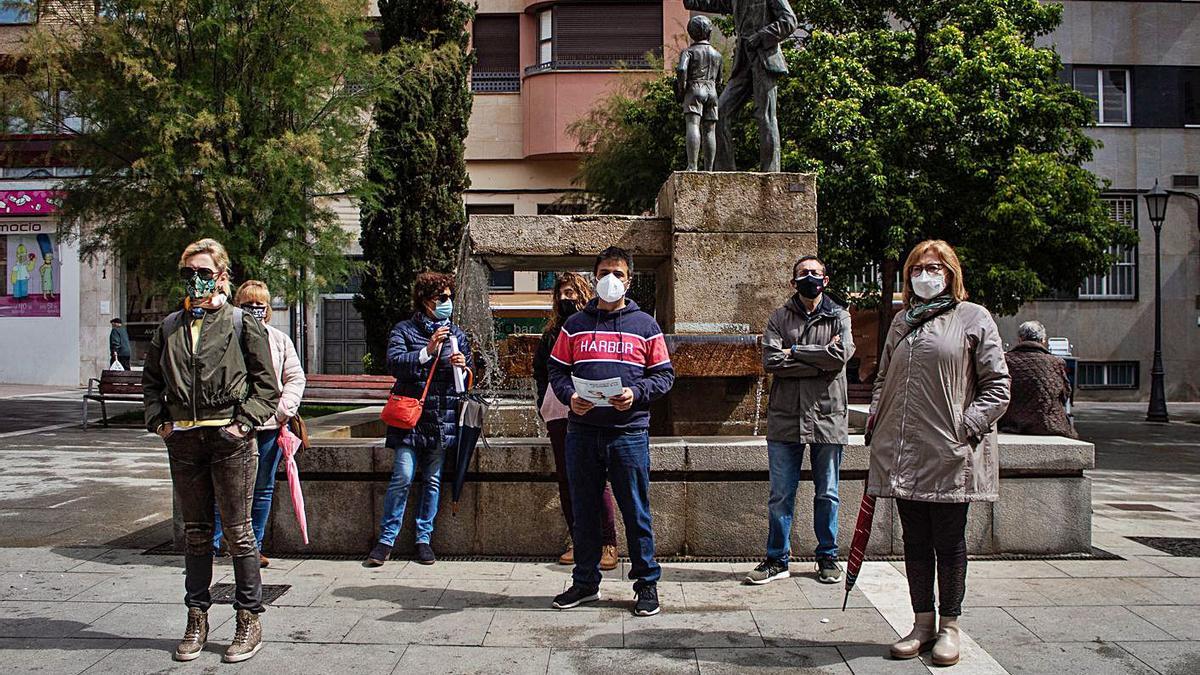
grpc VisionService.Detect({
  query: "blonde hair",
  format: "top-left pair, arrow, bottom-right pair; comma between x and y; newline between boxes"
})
179,238 -> 233,295
235,280 -> 272,322
901,239 -> 968,307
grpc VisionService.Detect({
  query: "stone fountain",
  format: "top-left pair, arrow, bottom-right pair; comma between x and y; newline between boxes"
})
174,172 -> 1096,559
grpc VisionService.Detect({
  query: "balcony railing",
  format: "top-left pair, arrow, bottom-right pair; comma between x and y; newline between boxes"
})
471,71 -> 520,93
524,55 -> 654,76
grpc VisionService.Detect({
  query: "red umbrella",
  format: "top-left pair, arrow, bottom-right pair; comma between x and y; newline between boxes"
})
278,424 -> 309,545
843,490 -> 877,611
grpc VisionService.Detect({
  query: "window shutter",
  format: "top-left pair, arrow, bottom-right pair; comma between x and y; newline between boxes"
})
554,2 -> 663,65
474,15 -> 520,72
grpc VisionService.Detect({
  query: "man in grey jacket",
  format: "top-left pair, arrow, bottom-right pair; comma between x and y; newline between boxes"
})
747,256 -> 855,585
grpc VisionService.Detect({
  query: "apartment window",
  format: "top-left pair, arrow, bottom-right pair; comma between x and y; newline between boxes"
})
489,270 -> 515,291
1183,68 -> 1200,127
466,203 -> 514,216
472,15 -> 520,93
1077,361 -> 1139,390
1073,67 -> 1130,126
537,10 -> 553,65
0,1 -> 35,25
537,202 -> 587,215
1079,197 -> 1137,300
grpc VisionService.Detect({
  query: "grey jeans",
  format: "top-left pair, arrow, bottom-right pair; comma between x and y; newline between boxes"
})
166,426 -> 263,613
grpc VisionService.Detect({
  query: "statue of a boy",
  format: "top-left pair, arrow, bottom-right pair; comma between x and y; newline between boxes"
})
676,16 -> 723,171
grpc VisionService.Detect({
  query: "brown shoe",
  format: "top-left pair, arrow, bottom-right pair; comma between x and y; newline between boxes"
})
222,609 -> 263,663
558,545 -> 574,566
258,552 -> 270,568
600,545 -> 619,571
172,607 -> 208,662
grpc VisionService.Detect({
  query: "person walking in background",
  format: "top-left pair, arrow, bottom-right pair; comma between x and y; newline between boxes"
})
548,246 -> 675,617
109,317 -> 132,370
866,240 -> 1010,666
213,281 -> 307,568
999,320 -> 1076,438
143,239 -> 280,663
365,271 -> 472,568
533,272 -> 619,571
748,255 -> 854,586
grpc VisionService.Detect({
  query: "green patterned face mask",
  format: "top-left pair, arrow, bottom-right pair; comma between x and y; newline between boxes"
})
180,269 -> 218,300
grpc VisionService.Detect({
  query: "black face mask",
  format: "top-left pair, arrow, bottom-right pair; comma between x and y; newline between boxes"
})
557,299 -> 581,319
794,275 -> 825,300
241,304 -> 268,321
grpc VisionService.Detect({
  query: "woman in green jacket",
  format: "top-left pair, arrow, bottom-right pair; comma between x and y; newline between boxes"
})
142,238 -> 279,664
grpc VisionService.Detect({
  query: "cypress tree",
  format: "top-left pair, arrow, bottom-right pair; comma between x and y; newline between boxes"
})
356,0 -> 475,372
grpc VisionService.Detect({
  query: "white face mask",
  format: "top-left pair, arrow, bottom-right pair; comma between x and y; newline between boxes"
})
595,273 -> 626,303
911,272 -> 946,301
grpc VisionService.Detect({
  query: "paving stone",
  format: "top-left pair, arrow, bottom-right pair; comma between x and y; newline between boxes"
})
956,607 -> 1042,646
1132,577 -> 1200,605
84,602 -> 235,640
340,608 -> 494,645
506,561 -> 627,581
835,643 -> 932,674
0,636 -> 127,675
680,579 -> 813,611
0,601 -> 120,638
1004,606 -> 1174,642
285,558 -> 410,579
309,578 -> 447,609
483,608 -> 624,647
962,560 -> 1068,579
0,571 -> 113,601
0,547 -> 107,573
258,570 -> 334,607
76,638 -> 222,673
1024,577 -> 1170,606
596,580 -> 685,613
63,550 -> 184,575
988,641 -> 1157,674
438,579 -> 567,610
395,560 -> 515,580
396,645 -> 549,674
1127,605 -> 1200,640
753,608 -> 896,647
1116,640 -> 1200,675
1138,555 -> 1200,577
791,574 -> 873,609
1048,557 -> 1178,578
622,609 -> 764,649
961,577 -> 1054,607
91,639 -> 408,674
695,646 -> 852,674
661,562 -> 738,583
547,647 -> 699,674
209,605 -> 366,643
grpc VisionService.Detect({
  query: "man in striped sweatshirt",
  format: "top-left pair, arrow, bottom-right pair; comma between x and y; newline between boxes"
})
547,246 -> 675,617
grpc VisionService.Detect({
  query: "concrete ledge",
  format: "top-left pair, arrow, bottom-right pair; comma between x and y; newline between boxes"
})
224,435 -> 1096,557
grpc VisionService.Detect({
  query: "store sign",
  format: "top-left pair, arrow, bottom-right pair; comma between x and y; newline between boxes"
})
1,219 -> 61,318
0,190 -> 61,216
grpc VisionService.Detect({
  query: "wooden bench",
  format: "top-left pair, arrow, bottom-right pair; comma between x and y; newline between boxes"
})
83,370 -> 143,429
848,382 -> 873,405
302,374 -> 394,405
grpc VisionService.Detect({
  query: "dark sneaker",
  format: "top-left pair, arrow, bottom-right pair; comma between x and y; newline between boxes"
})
364,541 -> 392,568
633,584 -> 660,617
222,609 -> 262,663
816,556 -> 844,584
552,584 -> 600,609
415,543 -> 436,565
172,607 -> 208,661
744,559 -> 790,585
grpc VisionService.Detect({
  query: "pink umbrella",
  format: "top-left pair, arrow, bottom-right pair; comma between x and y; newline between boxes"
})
278,424 -> 309,545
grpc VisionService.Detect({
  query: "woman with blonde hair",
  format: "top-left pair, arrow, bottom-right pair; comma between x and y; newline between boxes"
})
212,280 -> 306,568
532,272 -> 619,570
866,240 -> 1010,666
142,239 -> 279,663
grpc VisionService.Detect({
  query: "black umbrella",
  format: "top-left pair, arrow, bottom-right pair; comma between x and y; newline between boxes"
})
450,388 -> 489,514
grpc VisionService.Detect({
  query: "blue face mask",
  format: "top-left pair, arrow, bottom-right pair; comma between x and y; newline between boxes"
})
433,299 -> 453,320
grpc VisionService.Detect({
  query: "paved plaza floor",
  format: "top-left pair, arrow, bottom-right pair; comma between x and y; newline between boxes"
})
0,390 -> 1198,673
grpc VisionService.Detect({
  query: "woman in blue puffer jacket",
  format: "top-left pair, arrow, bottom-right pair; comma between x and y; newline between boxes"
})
366,271 -> 472,567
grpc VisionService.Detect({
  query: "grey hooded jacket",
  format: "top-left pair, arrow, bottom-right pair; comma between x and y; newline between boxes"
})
866,302 -> 1011,503
763,294 -> 855,444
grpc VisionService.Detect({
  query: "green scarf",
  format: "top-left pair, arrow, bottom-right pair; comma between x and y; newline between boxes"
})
903,295 -> 956,328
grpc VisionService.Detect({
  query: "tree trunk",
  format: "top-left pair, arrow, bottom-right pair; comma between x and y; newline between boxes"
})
873,257 -> 899,379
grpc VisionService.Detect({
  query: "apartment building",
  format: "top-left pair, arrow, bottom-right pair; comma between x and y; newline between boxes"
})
999,1 -> 1200,401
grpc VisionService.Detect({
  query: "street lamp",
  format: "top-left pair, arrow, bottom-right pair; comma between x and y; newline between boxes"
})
1142,180 -> 1169,423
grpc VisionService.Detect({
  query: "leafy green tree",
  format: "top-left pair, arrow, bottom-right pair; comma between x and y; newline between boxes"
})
573,0 -> 1134,354
8,0 -> 386,301
355,0 -> 474,372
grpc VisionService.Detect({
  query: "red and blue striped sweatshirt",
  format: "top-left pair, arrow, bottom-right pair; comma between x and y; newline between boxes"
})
548,298 -> 675,430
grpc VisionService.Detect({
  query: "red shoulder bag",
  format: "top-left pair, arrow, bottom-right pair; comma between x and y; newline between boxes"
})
380,359 -> 439,430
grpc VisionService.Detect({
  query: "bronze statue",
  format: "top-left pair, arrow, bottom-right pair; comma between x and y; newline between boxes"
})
682,0 -> 798,172
676,16 -> 722,171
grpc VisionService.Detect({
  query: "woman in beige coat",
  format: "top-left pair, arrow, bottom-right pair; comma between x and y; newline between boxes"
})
866,240 -> 1010,666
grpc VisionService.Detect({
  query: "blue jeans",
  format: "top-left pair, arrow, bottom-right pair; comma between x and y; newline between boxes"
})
766,441 -> 843,563
213,428 -> 282,551
566,424 -> 660,591
377,444 -> 444,547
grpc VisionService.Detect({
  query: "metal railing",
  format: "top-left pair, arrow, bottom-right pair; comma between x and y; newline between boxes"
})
471,71 -> 520,93
524,55 -> 654,76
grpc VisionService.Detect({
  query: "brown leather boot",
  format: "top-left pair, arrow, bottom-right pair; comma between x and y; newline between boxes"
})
172,607 -> 208,662
558,544 -> 574,565
890,611 -> 937,660
258,552 -> 270,568
599,545 -> 619,571
222,609 -> 263,663
932,616 -> 961,666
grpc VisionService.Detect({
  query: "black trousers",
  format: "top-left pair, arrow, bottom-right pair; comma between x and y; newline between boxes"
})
896,499 -> 969,617
166,427 -> 264,613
